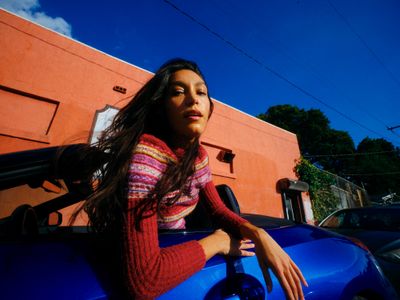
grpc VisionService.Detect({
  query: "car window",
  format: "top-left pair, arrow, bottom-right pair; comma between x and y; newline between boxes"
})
0,180 -> 88,238
0,181 -> 67,219
346,212 -> 361,228
322,211 -> 345,228
322,209 -> 400,231
322,211 -> 364,229
358,209 -> 400,231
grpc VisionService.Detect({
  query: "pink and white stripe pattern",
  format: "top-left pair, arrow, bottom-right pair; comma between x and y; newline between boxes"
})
128,134 -> 211,229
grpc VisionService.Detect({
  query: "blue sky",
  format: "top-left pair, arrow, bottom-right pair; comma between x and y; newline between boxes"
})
2,0 -> 400,148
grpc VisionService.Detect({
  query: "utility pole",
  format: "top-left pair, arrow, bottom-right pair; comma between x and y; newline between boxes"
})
387,125 -> 400,131
387,125 -> 400,138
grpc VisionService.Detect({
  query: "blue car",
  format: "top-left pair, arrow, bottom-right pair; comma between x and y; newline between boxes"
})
0,145 -> 398,300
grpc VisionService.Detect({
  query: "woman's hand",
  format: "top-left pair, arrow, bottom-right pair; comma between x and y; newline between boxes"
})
240,222 -> 308,300
198,229 -> 255,260
214,229 -> 255,257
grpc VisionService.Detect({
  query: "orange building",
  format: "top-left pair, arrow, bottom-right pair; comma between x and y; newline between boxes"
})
0,9 -> 314,224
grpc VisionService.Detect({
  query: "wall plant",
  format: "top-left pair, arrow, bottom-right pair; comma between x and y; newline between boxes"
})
295,158 -> 338,222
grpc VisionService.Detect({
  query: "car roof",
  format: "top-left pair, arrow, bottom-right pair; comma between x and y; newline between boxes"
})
334,206 -> 400,213
319,205 -> 400,226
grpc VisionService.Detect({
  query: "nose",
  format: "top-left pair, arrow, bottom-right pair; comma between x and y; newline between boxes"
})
185,89 -> 199,106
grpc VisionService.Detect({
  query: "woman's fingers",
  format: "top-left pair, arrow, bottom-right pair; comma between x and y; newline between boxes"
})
224,236 -> 256,256
226,233 -> 307,299
290,266 -> 304,300
278,272 -> 295,300
240,249 -> 256,256
237,224 -> 308,299
238,240 -> 255,256
256,254 -> 273,293
285,266 -> 301,300
256,244 -> 306,299
241,239 -> 252,243
272,259 -> 305,300
234,244 -> 255,256
239,240 -> 255,250
291,260 -> 308,287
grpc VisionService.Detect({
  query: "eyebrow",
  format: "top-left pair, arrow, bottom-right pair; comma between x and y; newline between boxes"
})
170,80 -> 207,88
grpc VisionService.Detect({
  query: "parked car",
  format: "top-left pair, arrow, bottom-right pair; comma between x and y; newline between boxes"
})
0,145 -> 398,300
319,206 -> 400,295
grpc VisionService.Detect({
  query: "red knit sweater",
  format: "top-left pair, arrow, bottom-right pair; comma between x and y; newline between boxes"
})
123,134 -> 246,299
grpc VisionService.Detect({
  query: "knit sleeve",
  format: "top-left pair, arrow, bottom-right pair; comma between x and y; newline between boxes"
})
123,135 -> 206,299
201,181 -> 248,238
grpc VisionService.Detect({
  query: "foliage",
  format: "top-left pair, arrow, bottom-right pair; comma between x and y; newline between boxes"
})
258,104 -> 400,198
295,158 -> 338,222
257,105 -> 355,176
349,138 -> 400,197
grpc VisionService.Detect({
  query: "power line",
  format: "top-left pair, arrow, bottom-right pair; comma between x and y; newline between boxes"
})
211,0 -> 390,130
326,1 -> 400,136
163,0 -> 398,145
344,171 -> 400,176
327,0 -> 400,90
304,149 -> 399,158
327,0 -> 400,151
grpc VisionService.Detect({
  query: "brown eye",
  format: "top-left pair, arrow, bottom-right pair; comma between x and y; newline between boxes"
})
171,89 -> 184,96
197,89 -> 207,96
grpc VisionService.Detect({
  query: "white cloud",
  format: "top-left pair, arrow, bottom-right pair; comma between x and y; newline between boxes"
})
0,0 -> 72,37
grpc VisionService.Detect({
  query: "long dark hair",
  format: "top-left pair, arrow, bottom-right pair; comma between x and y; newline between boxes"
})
71,58 -> 214,233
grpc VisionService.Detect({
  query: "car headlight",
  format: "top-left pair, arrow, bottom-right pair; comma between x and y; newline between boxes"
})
378,248 -> 400,263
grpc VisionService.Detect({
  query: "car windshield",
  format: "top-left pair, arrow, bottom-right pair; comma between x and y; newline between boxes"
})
322,208 -> 400,231
0,179 -> 89,237
0,145 -> 294,238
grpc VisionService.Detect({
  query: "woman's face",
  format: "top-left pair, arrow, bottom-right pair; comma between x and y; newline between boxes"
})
165,69 -> 211,145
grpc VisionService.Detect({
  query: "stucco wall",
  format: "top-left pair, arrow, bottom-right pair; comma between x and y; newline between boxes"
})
0,9 -> 304,219
0,9 -> 151,152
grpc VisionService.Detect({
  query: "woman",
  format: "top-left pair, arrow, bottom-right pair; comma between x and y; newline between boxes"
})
78,59 -> 307,299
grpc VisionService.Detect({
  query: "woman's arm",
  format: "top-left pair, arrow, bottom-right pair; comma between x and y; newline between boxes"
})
198,229 -> 255,260
123,200 -> 205,299
123,139 -> 254,299
123,138 -> 207,298
239,222 -> 308,300
201,181 -> 307,300
123,201 -> 254,299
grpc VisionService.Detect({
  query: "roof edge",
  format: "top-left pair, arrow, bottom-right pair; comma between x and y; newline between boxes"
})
0,8 -> 154,76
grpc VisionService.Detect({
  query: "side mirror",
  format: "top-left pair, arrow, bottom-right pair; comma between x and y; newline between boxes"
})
46,211 -> 62,226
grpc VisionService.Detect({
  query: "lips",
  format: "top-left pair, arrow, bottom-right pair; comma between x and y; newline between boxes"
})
183,109 -> 203,119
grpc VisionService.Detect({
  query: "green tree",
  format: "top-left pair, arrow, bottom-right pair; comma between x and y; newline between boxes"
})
258,105 -> 400,199
322,129 -> 356,175
350,138 -> 400,197
257,105 -> 355,175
